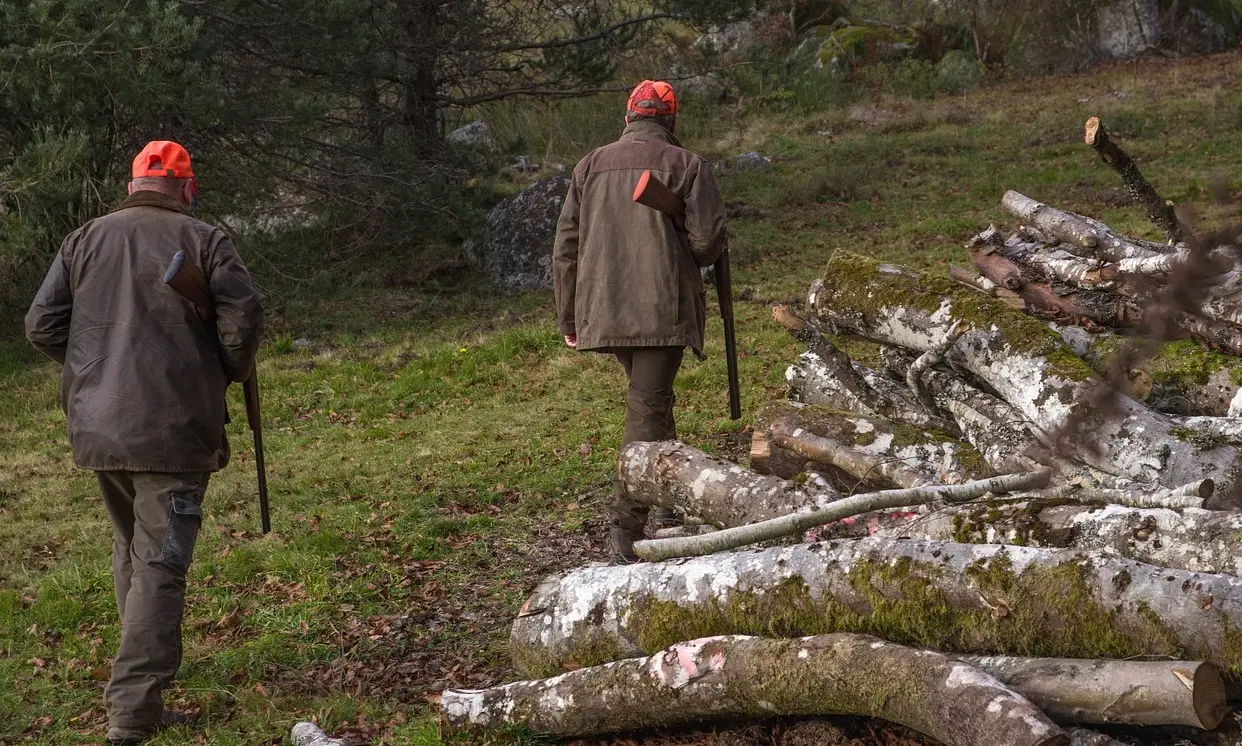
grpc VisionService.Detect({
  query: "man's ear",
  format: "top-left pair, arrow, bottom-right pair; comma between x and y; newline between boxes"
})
183,180 -> 196,207
127,182 -> 134,195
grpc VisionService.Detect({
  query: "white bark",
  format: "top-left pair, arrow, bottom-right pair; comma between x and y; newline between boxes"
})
631,470 -> 1048,562
510,537 -> 1242,682
290,723 -> 347,746
1002,190 -> 1100,248
809,253 -> 1242,492
443,634 -> 1066,745
874,501 -> 1242,577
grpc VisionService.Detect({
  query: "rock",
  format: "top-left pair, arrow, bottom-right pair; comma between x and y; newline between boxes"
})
292,337 -> 313,350
1169,6 -> 1237,55
461,174 -> 570,292
1097,0 -> 1160,58
511,155 -> 539,173
695,19 -> 756,57
446,120 -> 497,150
733,151 -> 771,170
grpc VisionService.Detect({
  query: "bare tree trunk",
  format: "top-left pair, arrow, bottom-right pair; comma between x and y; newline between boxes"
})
618,440 -> 837,527
808,252 -> 1242,492
510,537 -> 1242,681
961,655 -> 1226,729
1085,116 -> 1183,243
444,634 -> 1067,746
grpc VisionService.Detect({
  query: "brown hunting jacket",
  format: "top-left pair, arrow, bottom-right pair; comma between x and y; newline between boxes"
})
25,191 -> 264,473
553,119 -> 728,353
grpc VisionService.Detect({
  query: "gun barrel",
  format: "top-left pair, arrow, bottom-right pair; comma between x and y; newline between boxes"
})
715,251 -> 742,420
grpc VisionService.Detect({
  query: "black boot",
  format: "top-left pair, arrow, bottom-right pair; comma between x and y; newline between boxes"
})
106,710 -> 198,745
608,525 -> 642,565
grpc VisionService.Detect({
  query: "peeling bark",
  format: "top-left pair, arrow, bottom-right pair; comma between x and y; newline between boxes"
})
808,252 -> 1242,492
510,537 -> 1242,681
618,440 -> 837,528
960,655 -> 1226,729
444,634 -> 1067,745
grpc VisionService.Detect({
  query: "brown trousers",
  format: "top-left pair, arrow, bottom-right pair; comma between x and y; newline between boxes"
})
97,471 -> 208,729
611,346 -> 684,535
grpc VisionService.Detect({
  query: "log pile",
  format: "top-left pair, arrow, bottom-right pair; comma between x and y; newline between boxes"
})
417,118 -> 1242,744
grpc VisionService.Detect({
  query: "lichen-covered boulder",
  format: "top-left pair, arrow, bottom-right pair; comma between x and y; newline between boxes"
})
446,120 -> 498,150
1096,0 -> 1160,58
461,175 -> 570,292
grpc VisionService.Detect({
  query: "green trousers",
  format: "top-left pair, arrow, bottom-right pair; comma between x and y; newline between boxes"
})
97,471 -> 208,730
611,346 -> 684,536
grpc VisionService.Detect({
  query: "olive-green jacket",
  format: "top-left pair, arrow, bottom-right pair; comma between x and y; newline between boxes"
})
24,191 -> 264,472
553,119 -> 728,353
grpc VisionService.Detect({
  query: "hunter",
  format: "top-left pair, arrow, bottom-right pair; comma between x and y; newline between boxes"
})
553,80 -> 729,564
24,141 -> 264,744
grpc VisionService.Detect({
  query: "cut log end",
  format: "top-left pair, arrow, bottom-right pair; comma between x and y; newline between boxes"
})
1084,116 -> 1102,147
772,304 -> 808,331
1193,661 -> 1229,729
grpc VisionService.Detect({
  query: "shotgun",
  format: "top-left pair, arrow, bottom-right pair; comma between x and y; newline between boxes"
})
163,250 -> 271,533
633,170 -> 741,419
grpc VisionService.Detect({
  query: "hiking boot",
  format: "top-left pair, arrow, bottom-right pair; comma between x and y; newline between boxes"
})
608,525 -> 642,565
106,710 -> 198,745
650,506 -> 681,530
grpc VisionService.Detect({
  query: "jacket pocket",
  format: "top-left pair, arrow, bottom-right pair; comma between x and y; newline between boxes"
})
161,496 -> 203,573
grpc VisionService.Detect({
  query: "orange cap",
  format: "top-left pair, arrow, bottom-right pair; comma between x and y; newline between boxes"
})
626,80 -> 678,116
132,141 -> 197,192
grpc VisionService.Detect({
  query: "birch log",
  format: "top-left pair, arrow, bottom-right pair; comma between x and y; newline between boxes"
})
618,440 -> 837,527
751,401 -> 989,487
872,501 -> 1242,577
1055,325 -> 1242,416
1002,191 -> 1100,248
443,634 -> 1066,746
511,538 -> 1242,680
631,470 -> 1048,561
808,252 -> 1242,492
960,655 -> 1226,729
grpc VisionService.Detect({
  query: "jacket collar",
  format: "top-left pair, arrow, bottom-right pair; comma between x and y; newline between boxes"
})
620,119 -> 683,148
110,190 -> 191,216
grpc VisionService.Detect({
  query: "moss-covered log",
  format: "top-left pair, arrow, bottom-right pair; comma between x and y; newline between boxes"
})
443,634 -> 1067,745
751,401 -> 988,487
618,440 -> 837,528
880,501 -> 1242,577
808,252 -> 1242,493
961,655 -> 1225,729
510,537 -> 1242,681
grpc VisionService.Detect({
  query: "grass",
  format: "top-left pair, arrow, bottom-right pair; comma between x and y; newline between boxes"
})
4,50 -> 1242,744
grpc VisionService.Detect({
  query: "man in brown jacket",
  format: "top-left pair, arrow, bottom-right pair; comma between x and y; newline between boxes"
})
553,80 -> 728,563
25,141 -> 264,744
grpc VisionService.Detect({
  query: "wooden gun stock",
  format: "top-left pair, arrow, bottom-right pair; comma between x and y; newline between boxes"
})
163,249 -> 271,533
632,170 -> 741,419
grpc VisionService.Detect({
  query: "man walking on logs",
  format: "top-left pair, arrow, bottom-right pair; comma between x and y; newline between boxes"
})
553,80 -> 729,564
25,141 -> 264,744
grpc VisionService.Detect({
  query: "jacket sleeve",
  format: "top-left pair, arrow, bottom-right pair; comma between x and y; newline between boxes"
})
683,157 -> 728,267
24,244 -> 74,365
206,232 -> 265,382
552,168 -> 583,336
